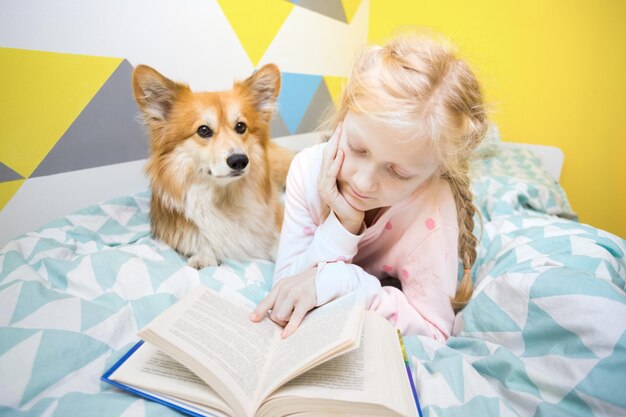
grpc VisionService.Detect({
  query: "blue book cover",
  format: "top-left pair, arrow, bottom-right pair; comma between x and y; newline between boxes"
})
102,341 -> 220,417
103,338 -> 423,417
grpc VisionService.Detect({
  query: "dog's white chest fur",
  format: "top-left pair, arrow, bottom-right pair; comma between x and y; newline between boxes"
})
183,183 -> 278,266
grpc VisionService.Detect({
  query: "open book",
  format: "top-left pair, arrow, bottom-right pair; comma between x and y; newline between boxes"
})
102,285 -> 420,417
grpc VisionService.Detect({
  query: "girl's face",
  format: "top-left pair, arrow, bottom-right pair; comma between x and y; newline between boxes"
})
337,112 -> 441,212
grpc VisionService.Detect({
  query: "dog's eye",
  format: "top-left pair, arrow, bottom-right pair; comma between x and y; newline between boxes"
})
197,125 -> 213,139
235,122 -> 247,134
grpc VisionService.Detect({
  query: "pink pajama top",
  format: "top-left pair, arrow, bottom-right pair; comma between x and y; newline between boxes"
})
274,143 -> 460,340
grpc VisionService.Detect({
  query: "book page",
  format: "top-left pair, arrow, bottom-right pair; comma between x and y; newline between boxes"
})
109,342 -> 234,416
284,331 -> 365,391
259,290 -> 365,400
139,287 -> 282,417
258,312 -> 419,417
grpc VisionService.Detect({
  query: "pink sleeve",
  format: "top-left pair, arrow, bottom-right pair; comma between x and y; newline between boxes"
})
273,150 -> 363,283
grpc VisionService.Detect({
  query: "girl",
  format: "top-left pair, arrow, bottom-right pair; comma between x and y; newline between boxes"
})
251,33 -> 488,340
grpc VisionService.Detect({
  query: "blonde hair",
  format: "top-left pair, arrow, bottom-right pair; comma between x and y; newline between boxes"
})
323,32 -> 488,311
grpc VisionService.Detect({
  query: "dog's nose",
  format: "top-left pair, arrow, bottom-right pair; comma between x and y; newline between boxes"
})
226,153 -> 249,171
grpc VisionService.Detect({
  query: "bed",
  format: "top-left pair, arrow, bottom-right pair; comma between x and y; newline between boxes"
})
1,126 -> 625,417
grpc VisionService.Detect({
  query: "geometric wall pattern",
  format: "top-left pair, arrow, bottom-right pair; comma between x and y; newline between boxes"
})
0,48 -> 123,180
286,0 -> 363,24
0,163 -> 21,183
0,0 -> 365,243
30,60 -> 148,178
272,73 -> 345,137
0,48 -> 132,210
0,51 -> 345,210
217,0 -> 295,67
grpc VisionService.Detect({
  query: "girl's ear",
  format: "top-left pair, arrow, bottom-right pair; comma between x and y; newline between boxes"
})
132,65 -> 187,123
239,64 -> 281,121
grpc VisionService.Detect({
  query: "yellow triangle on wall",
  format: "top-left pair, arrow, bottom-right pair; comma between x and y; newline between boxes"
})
340,0 -> 362,23
0,48 -> 121,179
217,0 -> 294,66
323,76 -> 348,108
0,179 -> 25,211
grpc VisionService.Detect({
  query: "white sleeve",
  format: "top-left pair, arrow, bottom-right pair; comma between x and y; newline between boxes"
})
314,261 -> 382,307
273,148 -> 363,283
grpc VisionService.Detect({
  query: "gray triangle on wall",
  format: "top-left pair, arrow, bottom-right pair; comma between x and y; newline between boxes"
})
270,114 -> 291,138
0,162 -> 23,182
296,0 -> 347,23
296,81 -> 334,134
31,59 -> 149,178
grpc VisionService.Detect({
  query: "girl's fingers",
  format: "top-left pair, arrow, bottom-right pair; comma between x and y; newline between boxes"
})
250,288 -> 279,322
320,151 -> 343,204
337,122 -> 347,146
320,123 -> 345,200
323,132 -> 338,161
323,124 -> 342,161
330,123 -> 342,146
271,292 -> 294,323
281,305 -> 308,338
270,307 -> 293,325
273,318 -> 288,328
327,150 -> 344,178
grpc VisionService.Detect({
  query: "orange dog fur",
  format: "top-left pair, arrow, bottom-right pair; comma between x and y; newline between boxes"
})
132,64 -> 293,268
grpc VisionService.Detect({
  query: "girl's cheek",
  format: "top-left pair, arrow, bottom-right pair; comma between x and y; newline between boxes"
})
380,180 -> 411,205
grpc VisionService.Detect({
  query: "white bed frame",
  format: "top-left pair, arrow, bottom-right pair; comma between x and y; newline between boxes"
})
0,132 -> 564,247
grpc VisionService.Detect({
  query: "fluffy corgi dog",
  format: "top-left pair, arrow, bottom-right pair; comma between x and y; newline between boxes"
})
132,64 -> 293,268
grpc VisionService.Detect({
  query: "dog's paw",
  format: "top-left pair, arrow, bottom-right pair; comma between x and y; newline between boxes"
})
187,253 -> 218,270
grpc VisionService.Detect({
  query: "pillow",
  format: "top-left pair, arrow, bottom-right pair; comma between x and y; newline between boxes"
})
470,126 -> 576,221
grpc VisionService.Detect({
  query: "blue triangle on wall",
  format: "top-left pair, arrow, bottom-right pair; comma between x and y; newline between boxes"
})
278,73 -> 323,134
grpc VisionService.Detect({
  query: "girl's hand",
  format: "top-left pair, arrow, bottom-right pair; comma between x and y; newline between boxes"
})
250,268 -> 317,338
318,124 -> 364,234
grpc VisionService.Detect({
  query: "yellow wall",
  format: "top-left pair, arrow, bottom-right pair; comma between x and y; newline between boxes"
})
369,0 -> 626,239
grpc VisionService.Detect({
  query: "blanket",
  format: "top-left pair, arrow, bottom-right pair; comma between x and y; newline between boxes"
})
1,140 -> 624,417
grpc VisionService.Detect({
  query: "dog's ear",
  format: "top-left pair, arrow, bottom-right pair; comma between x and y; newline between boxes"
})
132,65 -> 186,124
239,64 -> 281,121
